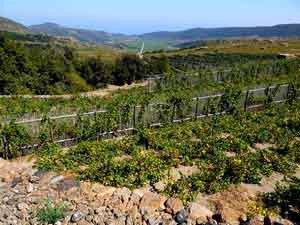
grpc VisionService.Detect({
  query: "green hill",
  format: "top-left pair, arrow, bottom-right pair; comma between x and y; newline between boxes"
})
0,17 -> 29,33
29,22 -> 134,45
140,24 -> 300,42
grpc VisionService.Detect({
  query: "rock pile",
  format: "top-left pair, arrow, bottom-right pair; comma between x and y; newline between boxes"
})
0,158 -> 295,225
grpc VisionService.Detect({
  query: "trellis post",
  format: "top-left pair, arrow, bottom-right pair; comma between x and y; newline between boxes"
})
194,98 -> 199,119
244,90 -> 250,112
49,118 -> 54,143
132,105 -> 136,129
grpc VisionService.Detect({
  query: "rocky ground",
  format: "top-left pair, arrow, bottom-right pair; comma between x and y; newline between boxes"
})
0,157 -> 297,225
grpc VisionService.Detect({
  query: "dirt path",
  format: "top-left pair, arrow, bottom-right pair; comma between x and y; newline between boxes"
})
82,81 -> 149,98
0,81 -> 149,99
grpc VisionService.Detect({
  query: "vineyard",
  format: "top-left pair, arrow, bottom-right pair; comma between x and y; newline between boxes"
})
1,49 -> 300,224
36,99 -> 300,204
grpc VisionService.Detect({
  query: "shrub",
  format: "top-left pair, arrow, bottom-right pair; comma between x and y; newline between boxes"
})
263,177 -> 300,218
36,198 -> 67,224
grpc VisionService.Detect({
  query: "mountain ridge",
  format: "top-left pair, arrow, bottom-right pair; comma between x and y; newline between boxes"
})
1,16 -> 300,48
29,22 -> 131,44
0,16 -> 29,33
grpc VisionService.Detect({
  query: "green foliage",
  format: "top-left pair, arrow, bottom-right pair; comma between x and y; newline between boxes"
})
0,121 -> 31,159
36,103 -> 300,204
0,34 -> 172,94
36,198 -> 67,224
263,177 -> 300,217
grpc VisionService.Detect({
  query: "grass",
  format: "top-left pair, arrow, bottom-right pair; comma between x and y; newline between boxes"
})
75,45 -> 121,63
125,39 -> 173,52
147,39 -> 300,57
36,198 -> 67,224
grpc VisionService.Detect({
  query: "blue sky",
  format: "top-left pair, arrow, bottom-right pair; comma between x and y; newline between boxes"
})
1,0 -> 300,34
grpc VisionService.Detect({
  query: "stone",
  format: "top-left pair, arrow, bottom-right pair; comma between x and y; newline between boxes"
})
29,176 -> 40,184
248,216 -> 264,225
188,203 -> 213,222
54,221 -> 62,225
153,181 -> 166,192
140,192 -> 165,214
26,183 -> 34,193
165,198 -> 183,215
77,220 -> 91,225
10,177 -> 22,188
94,207 -> 106,215
16,202 -> 28,211
50,175 -> 65,185
278,219 -> 294,225
175,209 -> 188,224
206,218 -> 218,225
129,192 -> 141,205
133,185 -> 153,198
2,196 -> 9,204
71,211 -> 83,222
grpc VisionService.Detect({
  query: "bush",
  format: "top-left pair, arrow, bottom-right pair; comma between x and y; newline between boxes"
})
263,177 -> 300,218
36,198 -> 67,224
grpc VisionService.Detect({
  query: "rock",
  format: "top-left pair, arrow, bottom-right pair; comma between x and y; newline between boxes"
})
71,211 -> 83,222
16,202 -> 28,211
56,177 -> 80,192
54,221 -> 62,225
239,214 -> 248,224
188,203 -> 213,222
29,176 -> 39,184
129,192 -> 141,206
2,196 -> 9,204
133,185 -> 153,198
77,220 -> 91,225
277,219 -> 294,225
10,177 -> 22,188
153,181 -> 166,192
206,218 -> 218,225
50,175 -> 65,185
254,143 -> 275,150
94,206 -> 106,215
175,209 -> 188,224
248,216 -> 264,225
212,213 -> 225,223
140,192 -> 166,214
26,183 -> 34,193
165,198 -> 183,215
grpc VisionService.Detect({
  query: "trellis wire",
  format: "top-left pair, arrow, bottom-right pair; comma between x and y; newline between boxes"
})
10,83 -> 299,150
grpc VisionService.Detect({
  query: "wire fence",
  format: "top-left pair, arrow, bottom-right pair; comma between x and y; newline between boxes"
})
5,83 -> 297,151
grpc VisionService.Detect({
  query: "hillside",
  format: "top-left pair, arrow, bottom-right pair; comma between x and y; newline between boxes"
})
29,22 -> 134,45
1,16 -> 300,51
141,24 -> 300,42
0,16 -> 29,33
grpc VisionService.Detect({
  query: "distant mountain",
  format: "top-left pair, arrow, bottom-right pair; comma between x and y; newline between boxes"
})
140,24 -> 300,42
1,16 -> 300,50
0,17 -> 29,33
29,23 -> 134,45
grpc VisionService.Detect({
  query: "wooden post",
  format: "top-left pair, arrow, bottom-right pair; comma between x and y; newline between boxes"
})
206,98 -> 210,115
94,111 -> 99,142
132,105 -> 136,129
148,79 -> 150,93
49,118 -> 54,143
244,90 -> 250,112
195,98 -> 199,120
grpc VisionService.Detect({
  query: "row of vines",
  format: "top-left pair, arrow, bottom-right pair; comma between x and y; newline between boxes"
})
0,82 -> 299,159
36,100 -> 300,209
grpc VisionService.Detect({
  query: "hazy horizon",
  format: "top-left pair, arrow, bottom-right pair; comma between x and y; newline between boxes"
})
1,0 -> 300,34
